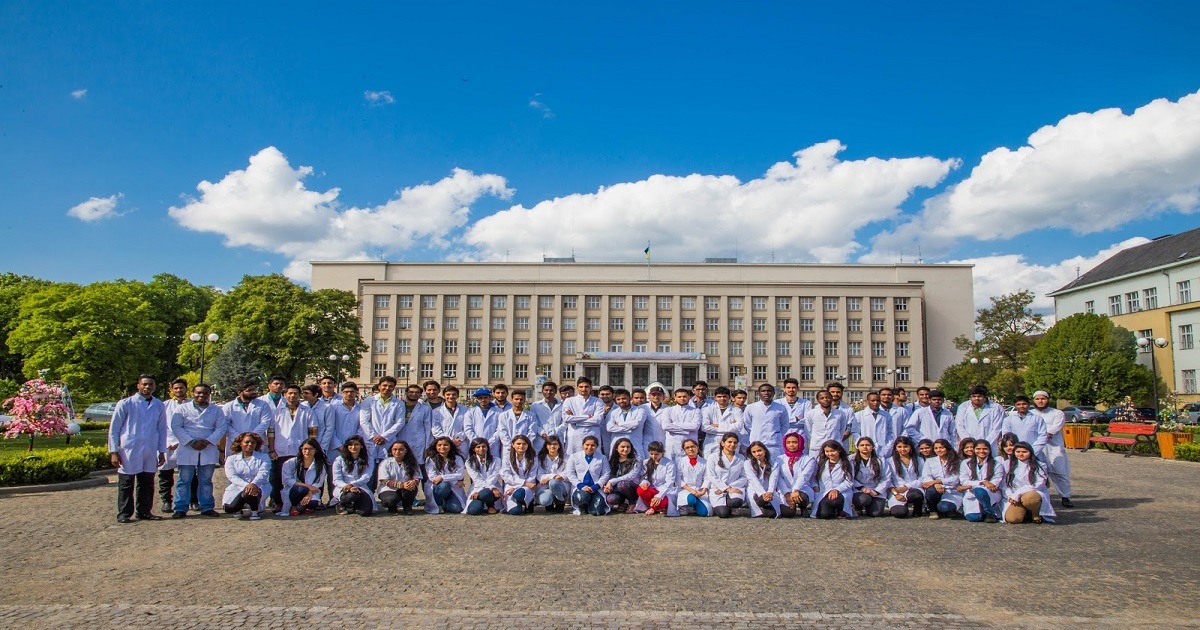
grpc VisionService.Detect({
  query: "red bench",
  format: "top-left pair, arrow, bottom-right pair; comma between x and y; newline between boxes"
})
1083,421 -> 1158,457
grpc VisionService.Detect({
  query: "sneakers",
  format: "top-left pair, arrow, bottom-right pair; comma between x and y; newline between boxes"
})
289,510 -> 301,517
984,514 -> 999,524
248,511 -> 261,521
335,504 -> 348,515
238,509 -> 250,520
1061,497 -> 1074,508
928,513 -> 940,520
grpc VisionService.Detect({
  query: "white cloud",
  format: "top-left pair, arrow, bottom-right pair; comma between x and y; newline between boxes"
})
952,237 -> 1150,311
529,94 -> 554,118
364,90 -> 395,106
67,193 -> 123,222
168,147 -> 512,282
463,140 -> 956,263
70,89 -> 87,100
870,89 -> 1200,260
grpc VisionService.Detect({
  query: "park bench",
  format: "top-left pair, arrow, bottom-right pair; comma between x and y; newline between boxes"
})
1083,421 -> 1158,457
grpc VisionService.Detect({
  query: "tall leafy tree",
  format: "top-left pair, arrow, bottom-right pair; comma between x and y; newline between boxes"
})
144,273 -> 219,379
954,290 -> 1045,371
207,333 -> 264,400
0,273 -> 52,380
1025,313 -> 1153,405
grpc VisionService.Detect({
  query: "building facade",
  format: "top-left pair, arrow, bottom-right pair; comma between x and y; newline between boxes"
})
1048,227 -> 1200,403
310,261 -> 974,400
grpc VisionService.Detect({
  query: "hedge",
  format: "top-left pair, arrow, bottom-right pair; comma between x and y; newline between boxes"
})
1176,442 -> 1200,462
0,444 -> 111,486
76,421 -> 109,432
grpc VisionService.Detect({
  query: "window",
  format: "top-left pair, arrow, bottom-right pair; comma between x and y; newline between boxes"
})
752,341 -> 767,356
374,295 -> 391,309
753,318 -> 767,332
1109,295 -> 1123,316
730,318 -> 744,332
491,364 -> 505,380
871,318 -> 885,333
374,317 -> 389,330
825,366 -> 840,382
538,340 -> 552,355
895,319 -> 909,333
610,296 -> 624,310
563,296 -> 577,309
681,341 -> 695,353
373,338 -> 387,353
491,340 -> 505,355
515,316 -> 529,330
705,296 -> 720,310
538,317 -> 553,330
872,341 -> 886,357
468,295 -> 483,308
516,295 -> 530,309
1136,329 -> 1154,351
848,341 -> 862,357
894,297 -> 908,311
397,339 -> 411,354
847,297 -> 861,311
486,296 -> 504,309
491,317 -> 506,330
586,295 -> 601,309
1180,280 -> 1192,304
1143,288 -> 1157,310
397,295 -> 413,308
443,364 -> 457,379
444,339 -> 458,354
657,296 -> 672,310
467,317 -> 482,330
1181,324 -> 1195,350
752,297 -> 767,310
515,364 -> 529,380
563,340 -> 576,355
848,318 -> 862,332
800,365 -> 814,381
586,341 -> 601,353
420,339 -> 434,354
800,318 -> 814,332
422,295 -> 437,308
681,297 -> 696,310
848,366 -> 862,382
896,341 -> 910,357
708,365 -> 722,381
562,318 -> 577,331
800,341 -> 815,356
1183,369 -> 1197,394
873,366 -> 887,382
419,363 -> 434,378
634,296 -> 648,309
729,297 -> 743,310
539,296 -> 554,308
1084,300 -> 1095,314
656,342 -> 670,352
657,318 -> 672,331
397,317 -> 411,330
824,341 -> 838,356
444,317 -> 459,330
610,343 -> 623,352
536,364 -> 552,378
823,319 -> 838,332
730,341 -> 743,356
799,297 -> 814,310
445,295 -> 460,308
633,343 -> 647,352
870,297 -> 885,311
1126,291 -> 1140,312
515,340 -> 528,354
777,365 -> 791,381
585,317 -> 600,331
372,363 -> 387,379
777,340 -> 791,356
682,317 -> 696,331
634,317 -> 648,331
467,340 -> 482,354
705,341 -> 720,356
610,317 -> 625,331
753,365 -> 767,381
561,365 -> 576,380
775,318 -> 791,333
823,297 -> 838,311
466,364 -> 481,379
421,317 -> 435,330
706,318 -> 720,331
896,366 -> 910,382
776,297 -> 791,311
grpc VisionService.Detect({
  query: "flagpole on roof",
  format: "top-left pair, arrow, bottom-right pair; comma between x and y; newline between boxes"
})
644,242 -> 651,280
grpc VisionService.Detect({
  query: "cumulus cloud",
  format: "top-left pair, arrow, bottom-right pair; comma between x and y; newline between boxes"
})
529,93 -> 554,118
464,140 -> 956,263
70,89 -> 87,100
870,89 -> 1200,260
951,237 -> 1150,311
67,193 -> 123,222
168,147 -> 512,282
364,90 -> 395,106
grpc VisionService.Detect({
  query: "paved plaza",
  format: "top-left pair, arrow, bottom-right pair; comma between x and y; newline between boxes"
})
1,450 -> 1197,629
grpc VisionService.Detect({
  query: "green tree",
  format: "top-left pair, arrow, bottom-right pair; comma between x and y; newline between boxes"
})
954,290 -> 1045,371
207,333 -> 264,400
7,282 -> 167,399
144,273 -> 219,379
0,273 -> 53,380
1025,313 -> 1153,406
986,368 -> 1025,404
937,361 -> 976,403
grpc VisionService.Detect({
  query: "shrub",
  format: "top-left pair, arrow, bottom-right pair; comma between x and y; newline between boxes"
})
76,421 -> 109,432
0,443 -> 110,486
1176,442 -> 1200,463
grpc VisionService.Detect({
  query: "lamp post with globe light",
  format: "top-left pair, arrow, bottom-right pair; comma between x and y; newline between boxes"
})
189,332 -> 220,384
329,354 -> 351,383
1137,336 -> 1170,421
969,356 -> 991,385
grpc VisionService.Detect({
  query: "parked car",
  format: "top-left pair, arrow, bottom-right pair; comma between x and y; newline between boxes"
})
1183,402 -> 1200,424
1062,405 -> 1104,423
82,402 -> 117,422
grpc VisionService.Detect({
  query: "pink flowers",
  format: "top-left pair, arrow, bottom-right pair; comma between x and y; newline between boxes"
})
1,379 -> 72,440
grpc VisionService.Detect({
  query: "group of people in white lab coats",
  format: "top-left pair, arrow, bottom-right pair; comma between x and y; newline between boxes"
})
108,373 -> 1072,525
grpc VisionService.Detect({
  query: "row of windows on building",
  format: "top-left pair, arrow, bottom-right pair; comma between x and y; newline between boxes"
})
372,294 -> 911,313
1085,280 -> 1193,316
370,362 -> 912,387
371,315 -> 912,334
372,337 -> 913,358
1136,325 -> 1195,351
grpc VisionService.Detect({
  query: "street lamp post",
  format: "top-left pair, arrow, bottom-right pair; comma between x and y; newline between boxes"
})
1137,336 -> 1170,421
189,332 -> 220,384
886,368 -> 897,389
969,356 -> 991,384
328,354 -> 351,383
399,364 -> 413,387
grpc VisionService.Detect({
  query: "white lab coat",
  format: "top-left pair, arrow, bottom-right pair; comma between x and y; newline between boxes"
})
781,454 -> 817,504
881,405 -> 909,450
499,455 -> 540,511
705,452 -> 748,508
810,460 -> 855,518
805,407 -> 849,458
222,397 -> 274,456
853,408 -> 895,458
958,457 -> 1006,518
640,403 -> 669,451
783,397 -> 812,437
358,395 -> 407,461
675,455 -> 711,515
332,455 -> 376,510
634,457 -> 679,516
743,459 -> 783,518
956,401 -> 1007,448
281,457 -> 327,512
906,406 -> 957,444
852,456 -> 892,495
536,454 -> 569,490
160,398 -> 188,471
1000,412 -> 1049,457
663,404 -> 701,461
465,404 -> 502,460
886,456 -> 923,509
1032,405 -> 1072,497
431,403 -> 471,459
564,451 -> 612,514
396,402 -> 433,465
920,457 -> 963,509
745,401 -> 789,459
422,455 -> 466,514
561,395 -> 605,455
1003,459 -> 1057,522
324,400 -> 361,456
170,401 -> 228,468
375,457 -> 420,503
107,394 -> 167,475
221,451 -> 272,506
606,405 -> 649,458
701,404 -> 747,458
464,457 -> 503,510
271,405 -> 314,459
529,399 -> 563,448
497,407 -> 542,458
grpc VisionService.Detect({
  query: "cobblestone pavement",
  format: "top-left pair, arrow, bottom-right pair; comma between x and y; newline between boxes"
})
0,450 -> 1197,629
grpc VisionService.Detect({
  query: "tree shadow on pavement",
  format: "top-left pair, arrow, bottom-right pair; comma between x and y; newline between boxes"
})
1054,495 -> 1153,524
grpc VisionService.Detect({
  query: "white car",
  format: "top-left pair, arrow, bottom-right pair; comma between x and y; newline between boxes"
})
1184,402 -> 1200,425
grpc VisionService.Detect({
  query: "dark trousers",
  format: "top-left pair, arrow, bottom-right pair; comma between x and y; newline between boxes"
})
157,468 -> 175,507
815,495 -> 842,519
853,492 -> 886,517
379,488 -> 417,512
340,490 -> 373,515
713,496 -> 745,518
289,485 -> 319,510
269,455 -> 294,508
117,472 -> 156,519
224,491 -> 262,513
890,489 -> 926,518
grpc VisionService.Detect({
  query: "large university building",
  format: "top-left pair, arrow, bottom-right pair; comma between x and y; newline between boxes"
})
310,260 -> 974,400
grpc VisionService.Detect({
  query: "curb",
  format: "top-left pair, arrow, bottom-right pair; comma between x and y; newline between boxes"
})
0,470 -> 112,496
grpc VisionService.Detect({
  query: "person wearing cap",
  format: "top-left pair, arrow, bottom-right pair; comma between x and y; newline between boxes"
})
465,387 -> 502,459
904,389 -> 956,444
955,385 -> 1006,449
561,377 -> 605,455
1030,390 -> 1073,508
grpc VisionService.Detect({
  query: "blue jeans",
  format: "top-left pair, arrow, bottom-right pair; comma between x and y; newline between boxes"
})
508,488 -> 529,515
467,488 -> 499,515
289,485 -> 318,510
173,464 -> 215,513
432,481 -> 463,514
965,487 -> 996,522
686,493 -> 709,517
573,489 -> 606,515
537,480 -> 570,506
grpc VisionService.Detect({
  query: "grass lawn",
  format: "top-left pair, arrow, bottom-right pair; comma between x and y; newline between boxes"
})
0,429 -> 109,456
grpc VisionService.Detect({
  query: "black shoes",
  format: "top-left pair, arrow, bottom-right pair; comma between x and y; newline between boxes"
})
171,512 -> 187,519
1061,497 -> 1074,508
200,510 -> 220,518
117,515 -> 132,523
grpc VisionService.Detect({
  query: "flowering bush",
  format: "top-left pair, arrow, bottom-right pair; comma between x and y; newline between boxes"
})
1,379 -> 72,446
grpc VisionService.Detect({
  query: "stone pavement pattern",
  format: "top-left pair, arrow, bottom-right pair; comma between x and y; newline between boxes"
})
0,450 -> 1197,629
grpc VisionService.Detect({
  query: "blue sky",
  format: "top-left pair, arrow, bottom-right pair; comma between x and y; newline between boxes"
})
2,2 -> 1199,308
